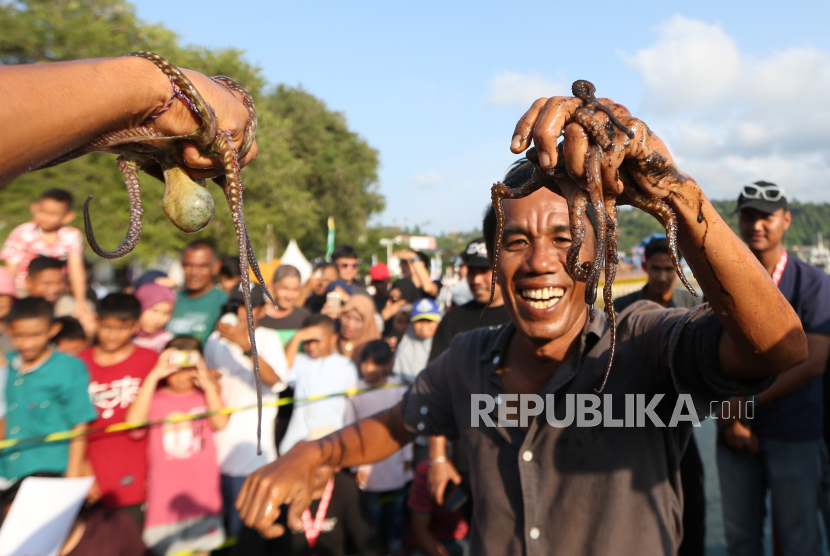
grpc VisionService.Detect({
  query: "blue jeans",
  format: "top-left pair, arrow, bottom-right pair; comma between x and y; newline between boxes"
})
221,474 -> 248,539
364,489 -> 407,555
717,437 -> 827,556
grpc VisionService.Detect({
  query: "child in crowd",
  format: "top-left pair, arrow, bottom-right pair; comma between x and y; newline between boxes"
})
0,267 -> 16,356
238,426 -> 382,556
0,189 -> 91,322
1,297 -> 96,480
0,472 -> 149,556
78,294 -> 158,529
279,314 -> 359,454
126,336 -> 227,556
25,256 -> 96,336
408,460 -> 470,556
132,283 -> 176,353
206,283 -> 288,539
392,297 -> 441,383
53,316 -> 88,356
351,340 -> 412,556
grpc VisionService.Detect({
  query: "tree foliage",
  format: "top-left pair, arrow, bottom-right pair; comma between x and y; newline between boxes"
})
0,0 -> 381,264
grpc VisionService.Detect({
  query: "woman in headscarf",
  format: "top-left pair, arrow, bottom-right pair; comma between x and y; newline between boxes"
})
336,293 -> 381,363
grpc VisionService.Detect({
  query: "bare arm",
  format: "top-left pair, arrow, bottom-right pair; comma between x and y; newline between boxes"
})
237,402 -> 415,537
283,327 -> 324,369
512,97 -> 807,379
125,350 -> 176,423
195,355 -> 229,431
66,253 -> 88,313
65,424 -> 88,478
427,435 -> 461,506
0,56 -> 257,187
757,334 -> 830,405
412,260 -> 438,297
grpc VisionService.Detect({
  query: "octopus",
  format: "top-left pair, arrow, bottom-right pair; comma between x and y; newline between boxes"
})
38,52 -> 273,453
490,80 -> 697,393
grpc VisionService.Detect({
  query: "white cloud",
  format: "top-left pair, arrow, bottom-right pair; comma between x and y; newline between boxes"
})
412,171 -> 443,187
620,15 -> 830,202
486,71 -> 566,108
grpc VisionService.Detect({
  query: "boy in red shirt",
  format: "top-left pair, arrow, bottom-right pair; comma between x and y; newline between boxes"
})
79,293 -> 158,528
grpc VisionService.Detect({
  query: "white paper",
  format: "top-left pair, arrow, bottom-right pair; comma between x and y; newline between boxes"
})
0,476 -> 94,556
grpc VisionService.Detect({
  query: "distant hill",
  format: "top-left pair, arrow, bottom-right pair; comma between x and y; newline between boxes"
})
617,199 -> 830,254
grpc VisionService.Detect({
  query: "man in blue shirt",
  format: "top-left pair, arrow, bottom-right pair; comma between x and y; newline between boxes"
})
717,181 -> 830,556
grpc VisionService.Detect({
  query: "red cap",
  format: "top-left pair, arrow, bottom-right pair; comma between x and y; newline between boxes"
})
369,262 -> 390,282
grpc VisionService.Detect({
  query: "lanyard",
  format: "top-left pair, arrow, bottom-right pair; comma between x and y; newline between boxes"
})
302,477 -> 335,549
772,250 -> 788,287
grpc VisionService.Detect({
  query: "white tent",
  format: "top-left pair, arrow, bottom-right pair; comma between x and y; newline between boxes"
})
280,239 -> 313,283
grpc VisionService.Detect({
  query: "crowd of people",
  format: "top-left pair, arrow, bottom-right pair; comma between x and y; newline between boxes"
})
0,187 -> 514,556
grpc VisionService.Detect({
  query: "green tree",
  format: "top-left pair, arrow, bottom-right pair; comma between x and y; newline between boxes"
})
0,0 -> 381,267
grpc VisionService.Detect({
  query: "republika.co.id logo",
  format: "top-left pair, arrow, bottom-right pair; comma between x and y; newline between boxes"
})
470,393 -> 704,428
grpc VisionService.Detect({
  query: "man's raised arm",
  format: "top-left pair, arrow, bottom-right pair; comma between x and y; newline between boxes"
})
236,402 -> 415,537
510,95 -> 807,379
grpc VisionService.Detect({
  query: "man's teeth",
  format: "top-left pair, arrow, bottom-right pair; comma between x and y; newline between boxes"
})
521,287 -> 564,309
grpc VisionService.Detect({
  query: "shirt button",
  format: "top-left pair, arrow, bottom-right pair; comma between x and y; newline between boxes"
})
28,402 -> 37,409
522,450 -> 533,462
8,403 -> 17,411
493,355 -> 500,365
420,406 -> 429,415
529,527 -> 540,540
9,427 -> 19,435
9,452 -> 19,461
417,422 -> 426,432
40,401 -> 50,409
13,378 -> 23,386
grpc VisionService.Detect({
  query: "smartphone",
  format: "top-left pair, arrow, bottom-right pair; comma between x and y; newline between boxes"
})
169,349 -> 197,368
443,482 -> 469,512
326,291 -> 342,309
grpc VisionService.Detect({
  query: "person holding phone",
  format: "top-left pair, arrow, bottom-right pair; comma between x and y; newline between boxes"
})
408,459 -> 470,556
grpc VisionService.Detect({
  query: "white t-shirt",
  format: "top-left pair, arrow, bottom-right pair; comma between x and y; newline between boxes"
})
279,352 -> 359,455
204,325 -> 289,477
349,380 -> 412,492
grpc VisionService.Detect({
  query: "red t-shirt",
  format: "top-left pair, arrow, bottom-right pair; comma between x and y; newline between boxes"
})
79,346 -> 158,508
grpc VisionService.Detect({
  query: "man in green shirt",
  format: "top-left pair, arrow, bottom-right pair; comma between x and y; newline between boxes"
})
167,240 -> 229,345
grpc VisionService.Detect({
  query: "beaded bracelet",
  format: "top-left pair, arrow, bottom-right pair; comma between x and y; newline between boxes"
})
144,74 -> 201,124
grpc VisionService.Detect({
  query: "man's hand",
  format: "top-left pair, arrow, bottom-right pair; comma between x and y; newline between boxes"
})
215,320 -> 251,351
428,460 -> 461,506
237,441 -> 322,537
721,420 -> 759,454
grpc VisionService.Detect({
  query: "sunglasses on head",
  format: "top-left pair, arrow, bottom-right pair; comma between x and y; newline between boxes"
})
741,184 -> 784,202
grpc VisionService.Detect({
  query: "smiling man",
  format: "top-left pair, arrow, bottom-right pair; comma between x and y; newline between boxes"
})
236,97 -> 808,556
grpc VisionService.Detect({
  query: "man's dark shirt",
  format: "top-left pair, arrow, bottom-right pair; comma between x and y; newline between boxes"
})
238,472 -> 382,556
749,256 -> 830,441
402,303 -> 773,556
428,300 -> 510,363
260,306 -> 311,331
614,284 -> 700,313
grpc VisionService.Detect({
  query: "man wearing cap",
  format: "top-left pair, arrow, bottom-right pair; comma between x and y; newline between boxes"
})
206,282 -> 290,540
716,181 -> 830,556
393,298 -> 442,385
238,95 -> 809,556
368,262 -> 391,313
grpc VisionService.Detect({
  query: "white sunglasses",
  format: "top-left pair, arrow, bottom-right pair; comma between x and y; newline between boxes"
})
741,184 -> 785,202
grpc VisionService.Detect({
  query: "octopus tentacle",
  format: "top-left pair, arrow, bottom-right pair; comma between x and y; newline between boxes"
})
211,76 -> 257,159
565,188 -> 592,283
244,223 -> 279,310
597,195 -> 619,393
584,143 -> 607,322
574,108 -> 612,150
214,129 -> 264,455
623,185 -> 697,297
572,80 -> 635,139
489,178 -> 545,309
83,156 -> 143,259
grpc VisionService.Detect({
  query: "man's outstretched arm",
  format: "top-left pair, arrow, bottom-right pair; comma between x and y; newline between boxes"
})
236,402 -> 415,537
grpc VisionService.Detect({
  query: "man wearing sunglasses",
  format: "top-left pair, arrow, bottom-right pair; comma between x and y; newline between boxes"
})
330,245 -> 366,295
717,180 -> 830,555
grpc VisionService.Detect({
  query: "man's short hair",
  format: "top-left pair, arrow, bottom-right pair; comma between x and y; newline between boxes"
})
644,237 -> 670,261
219,256 -> 241,278
331,245 -> 358,261
165,335 -> 203,354
273,264 -> 301,284
53,316 -> 86,342
7,297 -> 53,323
360,339 -> 393,366
301,313 -> 335,333
27,256 -> 65,278
182,239 -> 217,259
39,188 -> 73,210
97,293 -> 141,321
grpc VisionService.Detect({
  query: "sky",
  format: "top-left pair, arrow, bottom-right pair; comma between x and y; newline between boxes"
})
133,0 -> 830,235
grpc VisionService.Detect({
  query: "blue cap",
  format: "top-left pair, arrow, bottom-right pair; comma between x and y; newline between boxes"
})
410,298 -> 441,322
